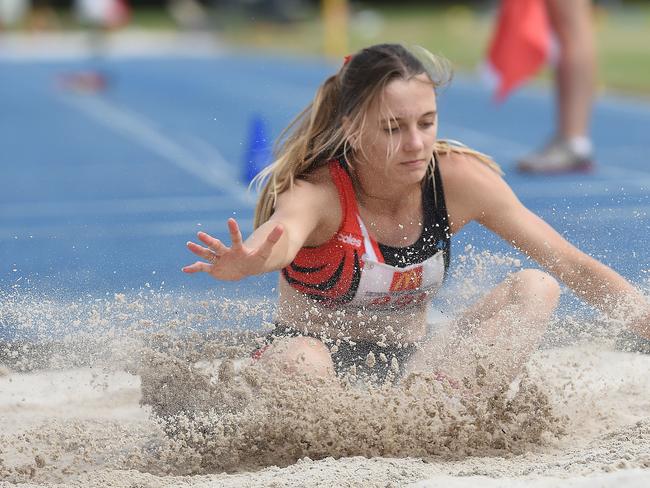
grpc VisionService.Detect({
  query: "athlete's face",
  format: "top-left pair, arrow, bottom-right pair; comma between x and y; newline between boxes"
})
355,74 -> 438,185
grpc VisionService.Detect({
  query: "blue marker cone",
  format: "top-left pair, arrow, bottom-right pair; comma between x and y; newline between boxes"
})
243,115 -> 272,183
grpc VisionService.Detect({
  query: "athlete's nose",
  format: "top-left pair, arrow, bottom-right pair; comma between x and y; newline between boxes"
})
403,127 -> 424,153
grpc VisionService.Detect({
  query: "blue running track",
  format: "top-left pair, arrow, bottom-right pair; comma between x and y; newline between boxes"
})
1,48 -> 648,309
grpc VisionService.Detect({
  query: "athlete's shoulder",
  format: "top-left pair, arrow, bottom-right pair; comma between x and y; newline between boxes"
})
436,142 -> 504,190
273,162 -> 342,245
277,164 -> 334,201
435,141 -> 518,225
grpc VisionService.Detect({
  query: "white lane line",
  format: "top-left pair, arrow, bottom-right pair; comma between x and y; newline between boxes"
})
176,132 -> 241,182
0,218 -> 255,242
0,31 -> 227,61
59,94 -> 255,205
0,195 -> 253,219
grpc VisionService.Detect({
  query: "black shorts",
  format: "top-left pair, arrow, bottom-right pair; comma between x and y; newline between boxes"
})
254,324 -> 417,383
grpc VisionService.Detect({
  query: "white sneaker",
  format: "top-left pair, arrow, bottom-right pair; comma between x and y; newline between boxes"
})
517,138 -> 594,174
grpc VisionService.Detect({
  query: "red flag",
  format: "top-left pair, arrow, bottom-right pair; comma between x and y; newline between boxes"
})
107,0 -> 130,28
76,0 -> 130,29
484,0 -> 551,101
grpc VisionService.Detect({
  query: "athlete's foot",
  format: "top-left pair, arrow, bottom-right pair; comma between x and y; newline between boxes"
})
517,138 -> 594,174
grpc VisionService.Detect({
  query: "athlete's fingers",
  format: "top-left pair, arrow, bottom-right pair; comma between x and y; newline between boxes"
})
252,224 -> 284,260
197,232 -> 228,254
227,218 -> 244,248
182,261 -> 213,274
186,241 -> 218,261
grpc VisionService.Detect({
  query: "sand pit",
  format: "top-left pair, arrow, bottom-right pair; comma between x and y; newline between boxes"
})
1,276 -> 649,487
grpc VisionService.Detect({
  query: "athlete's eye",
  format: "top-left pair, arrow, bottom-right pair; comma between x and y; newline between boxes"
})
383,126 -> 400,133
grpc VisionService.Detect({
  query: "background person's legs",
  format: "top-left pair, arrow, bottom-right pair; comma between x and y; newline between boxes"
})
549,0 -> 596,142
518,0 -> 596,173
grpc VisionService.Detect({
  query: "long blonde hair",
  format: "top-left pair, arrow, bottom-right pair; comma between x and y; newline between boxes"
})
252,43 -> 500,228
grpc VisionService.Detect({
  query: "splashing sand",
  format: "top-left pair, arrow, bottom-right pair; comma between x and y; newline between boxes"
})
1,255 -> 649,487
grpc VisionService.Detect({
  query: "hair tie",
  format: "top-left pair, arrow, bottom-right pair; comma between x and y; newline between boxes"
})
343,55 -> 352,66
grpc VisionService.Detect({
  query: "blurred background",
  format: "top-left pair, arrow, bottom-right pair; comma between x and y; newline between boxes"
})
1,0 -> 649,305
2,1 -> 649,93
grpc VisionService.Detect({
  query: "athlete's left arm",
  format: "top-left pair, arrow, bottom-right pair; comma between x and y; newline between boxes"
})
455,156 -> 649,339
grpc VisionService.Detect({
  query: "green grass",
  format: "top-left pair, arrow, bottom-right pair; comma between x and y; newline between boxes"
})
594,7 -> 650,94
126,7 -> 178,29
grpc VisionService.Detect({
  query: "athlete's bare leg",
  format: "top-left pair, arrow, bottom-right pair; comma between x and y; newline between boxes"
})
257,336 -> 335,378
517,0 -> 596,172
546,0 -> 596,140
408,269 -> 561,392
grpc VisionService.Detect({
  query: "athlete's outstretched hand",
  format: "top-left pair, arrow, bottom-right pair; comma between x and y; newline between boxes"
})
182,218 -> 284,281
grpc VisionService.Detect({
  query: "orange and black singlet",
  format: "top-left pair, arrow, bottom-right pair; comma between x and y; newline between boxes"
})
282,156 -> 451,311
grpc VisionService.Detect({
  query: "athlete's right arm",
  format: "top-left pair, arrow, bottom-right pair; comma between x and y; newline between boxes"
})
182,179 -> 332,281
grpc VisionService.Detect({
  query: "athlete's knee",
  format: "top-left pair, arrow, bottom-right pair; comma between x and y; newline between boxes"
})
263,336 -> 334,377
511,269 -> 560,305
